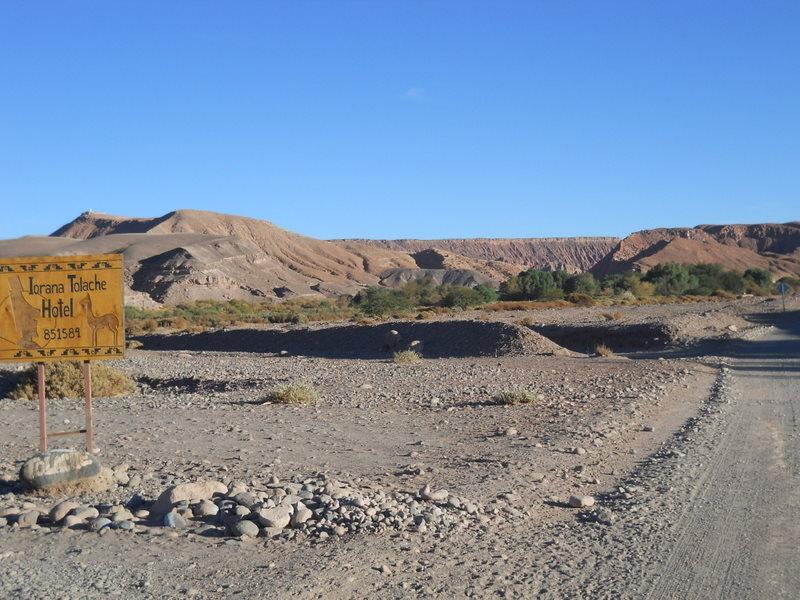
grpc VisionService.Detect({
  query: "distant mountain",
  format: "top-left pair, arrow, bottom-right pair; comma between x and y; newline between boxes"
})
0,210 -> 797,305
2,210 -> 416,305
335,237 -> 619,274
592,222 -> 800,277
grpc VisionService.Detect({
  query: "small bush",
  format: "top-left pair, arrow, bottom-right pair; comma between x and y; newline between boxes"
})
393,350 -> 422,364
492,389 -> 540,405
517,317 -> 535,327
594,343 -> 615,357
566,293 -> 595,307
10,362 -> 136,400
265,382 -> 318,404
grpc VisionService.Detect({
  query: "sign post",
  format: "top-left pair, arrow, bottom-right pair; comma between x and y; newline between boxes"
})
777,282 -> 790,313
0,254 -> 125,453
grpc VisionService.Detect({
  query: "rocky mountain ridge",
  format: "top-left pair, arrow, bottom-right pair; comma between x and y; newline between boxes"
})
0,210 -> 797,305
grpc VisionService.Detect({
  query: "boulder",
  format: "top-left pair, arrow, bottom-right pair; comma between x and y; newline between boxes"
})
49,500 -> 82,524
256,506 -> 292,529
383,330 -> 402,351
150,480 -> 228,516
19,450 -> 102,490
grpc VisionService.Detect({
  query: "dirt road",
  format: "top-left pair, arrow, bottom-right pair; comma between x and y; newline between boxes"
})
643,313 -> 800,599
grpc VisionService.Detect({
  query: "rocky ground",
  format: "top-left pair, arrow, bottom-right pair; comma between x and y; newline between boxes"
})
0,298 -> 795,599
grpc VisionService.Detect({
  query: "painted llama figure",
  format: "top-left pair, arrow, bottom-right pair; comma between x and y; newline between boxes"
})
79,294 -> 119,346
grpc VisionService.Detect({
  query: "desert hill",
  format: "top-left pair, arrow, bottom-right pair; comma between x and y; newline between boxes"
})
592,222 -> 800,277
0,210 -> 797,306
339,237 -> 619,274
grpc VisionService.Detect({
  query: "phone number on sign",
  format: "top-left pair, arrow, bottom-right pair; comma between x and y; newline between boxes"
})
42,327 -> 81,341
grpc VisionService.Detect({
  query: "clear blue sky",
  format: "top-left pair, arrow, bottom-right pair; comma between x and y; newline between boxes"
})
1,1 -> 798,240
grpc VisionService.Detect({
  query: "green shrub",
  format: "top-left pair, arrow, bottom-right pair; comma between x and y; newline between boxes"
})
354,287 -> 413,316
10,362 -> 136,400
744,267 -> 773,288
441,286 -> 487,309
566,292 -> 595,306
564,272 -> 598,295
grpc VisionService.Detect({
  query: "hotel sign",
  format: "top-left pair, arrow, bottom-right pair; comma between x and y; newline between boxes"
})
0,254 -> 125,362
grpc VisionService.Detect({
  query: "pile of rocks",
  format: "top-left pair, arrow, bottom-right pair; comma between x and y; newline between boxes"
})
1,475 -> 499,541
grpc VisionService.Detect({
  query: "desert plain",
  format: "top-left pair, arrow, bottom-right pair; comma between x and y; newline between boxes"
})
0,295 -> 798,599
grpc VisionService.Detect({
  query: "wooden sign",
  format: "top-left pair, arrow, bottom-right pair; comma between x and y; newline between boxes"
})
0,254 -> 125,362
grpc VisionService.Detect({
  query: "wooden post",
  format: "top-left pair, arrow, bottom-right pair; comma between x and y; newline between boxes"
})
83,360 -> 94,453
37,362 -> 47,452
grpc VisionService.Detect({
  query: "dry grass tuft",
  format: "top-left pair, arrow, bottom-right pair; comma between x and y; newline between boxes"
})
265,381 -> 319,405
492,389 -> 540,405
393,350 -> 422,364
10,362 -> 136,400
594,343 -> 615,357
483,300 -> 572,312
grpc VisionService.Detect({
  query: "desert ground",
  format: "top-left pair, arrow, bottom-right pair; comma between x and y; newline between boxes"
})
0,297 -> 798,599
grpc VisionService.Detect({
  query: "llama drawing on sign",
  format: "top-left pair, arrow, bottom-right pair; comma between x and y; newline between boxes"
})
80,294 -> 119,346
5,277 -> 40,348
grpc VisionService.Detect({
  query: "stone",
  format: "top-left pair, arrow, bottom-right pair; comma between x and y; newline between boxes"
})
17,511 -> 40,528
643,425 -> 655,432
568,495 -> 595,508
19,450 -> 102,490
257,506 -> 291,529
530,473 -> 546,483
49,500 -> 81,524
163,511 -> 187,529
72,506 -> 100,521
290,503 -> 313,527
117,520 -> 135,531
503,427 -> 518,437
591,507 -> 614,526
150,480 -> 228,516
89,517 -> 112,532
111,509 -> 134,523
419,485 -> 448,502
194,500 -> 219,517
383,329 -> 402,350
230,519 -> 259,538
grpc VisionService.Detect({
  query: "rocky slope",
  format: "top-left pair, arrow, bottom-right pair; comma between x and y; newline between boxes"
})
593,222 -> 800,276
337,237 -> 620,274
0,210 -> 419,305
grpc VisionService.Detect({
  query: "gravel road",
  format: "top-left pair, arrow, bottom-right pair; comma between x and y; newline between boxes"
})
643,312 -> 800,599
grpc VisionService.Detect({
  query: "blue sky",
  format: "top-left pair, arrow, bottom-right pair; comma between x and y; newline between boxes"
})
1,1 -> 798,240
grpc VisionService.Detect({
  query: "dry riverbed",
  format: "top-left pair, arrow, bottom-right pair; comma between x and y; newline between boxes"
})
0,299 -> 789,599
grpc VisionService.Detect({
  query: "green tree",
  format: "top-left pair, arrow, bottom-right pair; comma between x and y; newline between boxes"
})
354,287 -> 413,315
441,286 -> 487,309
643,263 -> 698,295
743,268 -> 773,288
564,272 -> 598,295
